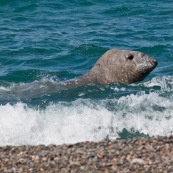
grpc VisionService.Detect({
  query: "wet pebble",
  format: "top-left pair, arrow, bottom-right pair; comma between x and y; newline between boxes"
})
0,136 -> 173,172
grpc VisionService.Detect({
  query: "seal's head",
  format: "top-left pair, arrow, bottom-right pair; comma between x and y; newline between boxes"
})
88,49 -> 157,84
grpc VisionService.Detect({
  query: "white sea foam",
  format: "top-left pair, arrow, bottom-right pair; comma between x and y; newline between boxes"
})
0,90 -> 173,146
144,76 -> 173,91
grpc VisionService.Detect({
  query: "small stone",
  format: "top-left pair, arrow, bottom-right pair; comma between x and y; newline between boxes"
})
31,155 -> 39,161
131,158 -> 145,165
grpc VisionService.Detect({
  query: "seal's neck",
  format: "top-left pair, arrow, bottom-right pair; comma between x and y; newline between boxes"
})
60,75 -> 93,89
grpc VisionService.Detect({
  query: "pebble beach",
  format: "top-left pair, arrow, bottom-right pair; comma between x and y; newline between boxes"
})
0,136 -> 173,173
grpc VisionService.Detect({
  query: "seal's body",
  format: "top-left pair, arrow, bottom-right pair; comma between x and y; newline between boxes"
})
1,49 -> 157,99
63,49 -> 157,87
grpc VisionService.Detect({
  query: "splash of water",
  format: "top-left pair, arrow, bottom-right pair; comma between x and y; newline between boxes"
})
0,88 -> 173,146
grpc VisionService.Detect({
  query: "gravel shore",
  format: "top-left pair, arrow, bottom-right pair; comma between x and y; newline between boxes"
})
0,136 -> 173,173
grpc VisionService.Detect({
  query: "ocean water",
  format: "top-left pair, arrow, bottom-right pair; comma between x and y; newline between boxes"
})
0,0 -> 173,146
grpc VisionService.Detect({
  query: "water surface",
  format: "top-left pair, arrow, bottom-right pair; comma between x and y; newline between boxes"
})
0,0 -> 173,145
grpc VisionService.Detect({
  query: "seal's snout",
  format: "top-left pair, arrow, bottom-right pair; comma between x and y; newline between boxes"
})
153,60 -> 158,67
150,57 -> 158,68
153,59 -> 157,65
143,54 -> 158,70
150,56 -> 157,63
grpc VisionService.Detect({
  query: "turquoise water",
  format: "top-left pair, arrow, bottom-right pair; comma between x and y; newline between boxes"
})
0,0 -> 173,145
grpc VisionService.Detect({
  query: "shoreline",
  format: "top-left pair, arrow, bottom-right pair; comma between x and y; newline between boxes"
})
0,136 -> 173,172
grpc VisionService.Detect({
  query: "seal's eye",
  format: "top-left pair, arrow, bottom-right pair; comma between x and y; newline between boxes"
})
126,54 -> 134,60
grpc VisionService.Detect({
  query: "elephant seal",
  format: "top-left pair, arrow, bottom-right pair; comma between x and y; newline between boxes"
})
62,49 -> 157,87
0,49 -> 157,99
